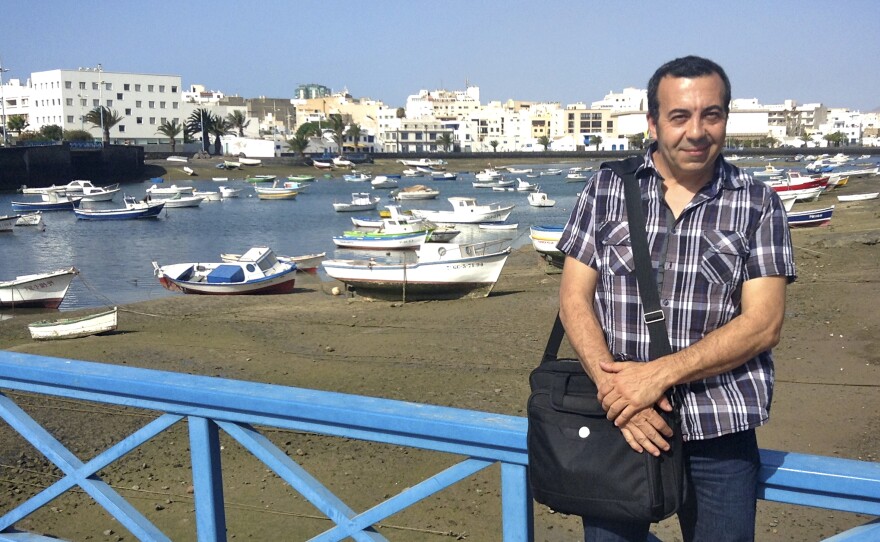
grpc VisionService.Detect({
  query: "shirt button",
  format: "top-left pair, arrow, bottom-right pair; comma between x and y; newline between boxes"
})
662,299 -> 670,306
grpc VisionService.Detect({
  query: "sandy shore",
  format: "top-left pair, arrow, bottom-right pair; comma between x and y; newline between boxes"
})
1,174 -> 879,540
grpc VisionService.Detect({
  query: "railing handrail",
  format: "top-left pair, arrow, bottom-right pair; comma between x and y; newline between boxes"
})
1,352 -> 879,541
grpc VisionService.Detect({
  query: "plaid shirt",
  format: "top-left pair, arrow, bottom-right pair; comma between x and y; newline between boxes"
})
558,145 -> 797,440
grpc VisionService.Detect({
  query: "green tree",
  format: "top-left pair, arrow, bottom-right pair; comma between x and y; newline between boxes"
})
823,131 -> 846,147
627,133 -> 645,150
395,107 -> 406,119
537,135 -> 551,150
186,108 -> 213,153
17,130 -> 51,142
63,129 -> 94,142
208,115 -> 232,155
286,132 -> 312,161
437,132 -> 453,151
156,119 -> 183,153
489,140 -> 499,152
590,134 -> 603,150
327,113 -> 347,155
296,121 -> 322,138
84,106 -> 123,144
801,132 -> 814,148
7,114 -> 29,135
40,125 -> 63,141
226,110 -> 250,137
347,123 -> 363,150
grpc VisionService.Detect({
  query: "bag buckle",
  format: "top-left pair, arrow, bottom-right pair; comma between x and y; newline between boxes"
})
643,310 -> 665,324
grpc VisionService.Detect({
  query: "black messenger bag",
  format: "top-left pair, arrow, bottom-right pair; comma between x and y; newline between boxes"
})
526,157 -> 686,521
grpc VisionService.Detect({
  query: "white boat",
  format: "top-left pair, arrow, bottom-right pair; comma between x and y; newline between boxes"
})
333,156 -> 354,167
507,168 -> 533,174
402,169 -> 423,178
282,181 -> 309,192
239,157 -> 262,166
478,223 -> 518,231
332,230 -> 429,250
430,172 -> 457,181
223,160 -> 241,169
322,240 -> 511,300
153,246 -> 296,295
193,190 -> 221,202
313,159 -> 335,170
392,185 -> 440,200
778,193 -> 797,212
0,267 -> 78,309
474,168 -> 503,182
183,166 -> 196,176
74,197 -> 166,220
332,193 -> 382,212
28,307 -> 118,341
166,156 -> 189,163
529,225 -> 565,262
0,215 -> 19,232
63,180 -> 120,202
218,186 -> 242,198
528,192 -> 556,207
212,177 -> 229,182
410,197 -> 515,224
15,212 -> 42,227
540,169 -> 563,176
837,192 -> 879,202
221,252 -> 326,274
753,164 -> 787,177
146,184 -> 196,197
371,175 -> 399,189
474,179 -> 514,189
343,173 -> 372,182
834,166 -> 880,179
565,173 -> 588,182
161,193 -> 204,207
397,158 -> 448,168
20,185 -> 67,195
514,178 -> 539,192
254,183 -> 298,200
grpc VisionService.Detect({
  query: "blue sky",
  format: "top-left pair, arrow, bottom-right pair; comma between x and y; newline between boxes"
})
5,0 -> 879,111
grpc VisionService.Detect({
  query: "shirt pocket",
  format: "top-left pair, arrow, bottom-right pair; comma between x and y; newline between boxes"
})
597,221 -> 634,275
700,230 -> 748,284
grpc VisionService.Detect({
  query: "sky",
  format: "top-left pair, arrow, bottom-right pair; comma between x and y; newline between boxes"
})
4,0 -> 879,112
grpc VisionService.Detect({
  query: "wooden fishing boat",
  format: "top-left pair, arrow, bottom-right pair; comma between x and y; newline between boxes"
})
28,307 -> 118,340
0,267 -> 79,309
153,246 -> 297,295
837,192 -> 879,202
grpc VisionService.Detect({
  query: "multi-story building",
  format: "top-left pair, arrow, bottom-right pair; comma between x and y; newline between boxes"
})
295,84 -> 331,100
0,77 -> 30,140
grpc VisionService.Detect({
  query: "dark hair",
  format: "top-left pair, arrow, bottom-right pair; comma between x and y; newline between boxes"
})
647,56 -> 731,120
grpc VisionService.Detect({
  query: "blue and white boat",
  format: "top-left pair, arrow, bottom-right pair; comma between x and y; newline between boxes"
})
73,196 -> 165,220
11,193 -> 81,212
332,230 -> 428,250
787,205 -> 834,227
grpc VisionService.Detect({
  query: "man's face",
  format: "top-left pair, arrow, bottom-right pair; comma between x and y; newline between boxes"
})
647,73 -> 728,184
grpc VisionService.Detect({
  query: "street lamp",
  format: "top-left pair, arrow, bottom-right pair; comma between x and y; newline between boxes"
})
0,59 -> 9,146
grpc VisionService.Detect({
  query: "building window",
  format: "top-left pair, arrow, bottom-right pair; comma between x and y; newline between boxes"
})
136,101 -> 142,108
171,85 -> 178,93
66,98 -> 73,106
65,81 -> 72,89
149,101 -> 155,108
79,82 -> 86,90
104,82 -> 112,91
118,125 -> 125,132
160,101 -> 166,109
106,100 -> 113,107
135,84 -> 141,91
125,108 -> 132,115
80,99 -> 87,106
92,82 -> 98,90
149,117 -> 156,125
93,99 -> 99,107
124,83 -> 130,91
161,117 -> 167,124
159,85 -> 165,92
172,103 -> 178,109
148,85 -> 154,92
117,93 -> 123,100
136,117 -> 143,124
67,115 -> 74,123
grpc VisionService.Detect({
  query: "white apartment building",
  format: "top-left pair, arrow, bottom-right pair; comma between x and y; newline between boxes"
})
820,108 -> 862,145
28,69 -> 183,144
591,88 -> 647,111
405,86 -> 481,120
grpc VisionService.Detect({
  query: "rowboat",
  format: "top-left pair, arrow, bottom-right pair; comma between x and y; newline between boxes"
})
837,192 -> 879,202
332,193 -> 382,212
391,185 -> 440,200
11,193 -> 82,212
287,174 -> 316,183
193,190 -> 221,201
153,246 -> 297,295
479,223 -> 518,231
28,307 -> 118,340
239,157 -> 262,166
254,183 -> 298,200
529,225 -> 565,266
220,252 -> 326,274
15,212 -> 43,227
74,196 -> 165,220
183,166 -> 196,176
410,197 -> 514,224
218,186 -> 242,198
0,267 -> 78,309
161,193 -> 204,208
332,231 -> 428,250
343,173 -> 372,182
245,175 -> 277,183
313,159 -> 335,170
787,206 -> 834,227
528,192 -> 556,207
146,184 -> 196,197
322,240 -> 511,301
371,176 -> 399,189
166,156 -> 189,163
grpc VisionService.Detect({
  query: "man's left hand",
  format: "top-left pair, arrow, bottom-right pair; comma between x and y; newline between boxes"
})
598,360 -> 672,426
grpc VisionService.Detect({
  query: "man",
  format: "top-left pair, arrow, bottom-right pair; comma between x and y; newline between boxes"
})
557,55 -> 796,541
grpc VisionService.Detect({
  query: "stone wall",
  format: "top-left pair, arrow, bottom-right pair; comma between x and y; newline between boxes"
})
0,144 -> 144,191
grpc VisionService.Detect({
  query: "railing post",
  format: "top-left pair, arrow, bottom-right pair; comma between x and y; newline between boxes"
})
501,462 -> 533,541
189,416 -> 227,542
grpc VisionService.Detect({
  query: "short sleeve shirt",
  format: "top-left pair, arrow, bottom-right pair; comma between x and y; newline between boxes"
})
557,145 -> 797,440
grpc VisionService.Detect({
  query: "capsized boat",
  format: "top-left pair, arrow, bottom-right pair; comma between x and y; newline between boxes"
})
0,267 -> 79,309
322,240 -> 511,300
28,307 -> 118,340
153,246 -> 297,295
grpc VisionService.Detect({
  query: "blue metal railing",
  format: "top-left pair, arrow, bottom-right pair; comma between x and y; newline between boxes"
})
0,352 -> 878,541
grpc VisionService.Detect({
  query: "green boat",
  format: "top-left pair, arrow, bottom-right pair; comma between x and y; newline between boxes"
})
288,174 -> 315,183
245,175 -> 276,183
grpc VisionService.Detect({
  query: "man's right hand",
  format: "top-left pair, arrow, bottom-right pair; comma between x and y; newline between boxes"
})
617,407 -> 673,456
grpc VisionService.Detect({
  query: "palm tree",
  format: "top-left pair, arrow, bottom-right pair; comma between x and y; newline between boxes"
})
84,106 -> 123,145
489,140 -> 499,152
226,110 -> 250,137
537,135 -> 551,151
627,133 -> 645,150
7,114 -> 29,136
326,113 -> 347,155
208,115 -> 232,156
437,132 -> 453,151
156,119 -> 183,153
590,134 -> 603,151
286,133 -> 311,162
347,123 -> 363,151
186,108 -> 213,153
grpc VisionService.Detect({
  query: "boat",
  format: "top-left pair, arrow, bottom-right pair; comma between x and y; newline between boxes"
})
507,167 -> 533,174
218,186 -> 242,198
183,166 -> 196,176
565,173 -> 588,182
473,179 -> 514,189
322,240 -> 511,300
753,164 -> 787,177
11,193 -> 82,212
282,181 -> 309,191
146,184 -> 196,197
332,193 -> 382,212
74,196 -> 166,220
161,193 -> 204,208
540,168 -> 563,176
834,166 -> 880,179
343,173 -> 372,182
193,190 -> 221,201
313,159 -> 335,170
478,223 -> 518,231
245,175 -> 277,183
474,168 -> 503,182
410,197 -> 515,224
153,246 -> 297,295
166,156 -> 189,163
254,186 -> 298,200
15,212 -> 42,227
222,160 -> 241,169
528,192 -> 556,207
0,267 -> 79,309
529,225 -> 565,265
0,215 -> 19,232
63,180 -> 120,202
28,307 -> 118,340
397,158 -> 448,168
333,156 -> 354,167
332,230 -> 428,250
391,185 -> 440,201
777,193 -> 797,212
402,169 -> 423,178
287,174 -> 316,183
220,252 -> 326,274
514,179 -> 539,192
371,175 -> 399,189
431,172 -> 457,181
370,206 -> 458,243
787,206 -> 834,227
239,157 -> 262,166
766,173 -> 828,201
837,192 -> 879,202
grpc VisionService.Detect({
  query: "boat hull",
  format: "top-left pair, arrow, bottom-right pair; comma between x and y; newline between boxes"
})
74,203 -> 165,220
28,308 -> 118,340
411,205 -> 514,224
0,267 -> 78,309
